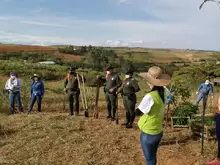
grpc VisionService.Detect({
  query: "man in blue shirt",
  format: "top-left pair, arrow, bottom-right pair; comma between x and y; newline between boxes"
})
27,74 -> 44,113
195,80 -> 214,106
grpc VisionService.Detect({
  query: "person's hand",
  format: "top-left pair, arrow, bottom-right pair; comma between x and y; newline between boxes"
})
109,88 -> 115,93
196,91 -> 198,95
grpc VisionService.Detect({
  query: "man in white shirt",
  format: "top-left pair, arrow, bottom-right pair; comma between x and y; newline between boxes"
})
5,72 -> 23,114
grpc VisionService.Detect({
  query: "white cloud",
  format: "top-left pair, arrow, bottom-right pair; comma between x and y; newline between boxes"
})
19,21 -> 68,27
104,40 -> 130,47
31,8 -> 49,13
0,31 -> 96,46
119,0 -> 131,4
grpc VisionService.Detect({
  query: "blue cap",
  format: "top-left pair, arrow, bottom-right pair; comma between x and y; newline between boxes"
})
10,72 -> 16,76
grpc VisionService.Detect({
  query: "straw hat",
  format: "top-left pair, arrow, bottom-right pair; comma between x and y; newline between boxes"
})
139,66 -> 171,86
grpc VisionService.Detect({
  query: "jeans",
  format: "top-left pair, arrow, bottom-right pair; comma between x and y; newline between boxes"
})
195,93 -> 208,105
140,131 -> 163,165
9,91 -> 23,113
216,113 -> 220,158
28,95 -> 42,112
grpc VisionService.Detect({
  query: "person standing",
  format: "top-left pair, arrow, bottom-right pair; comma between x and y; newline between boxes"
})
103,66 -> 122,121
207,98 -> 220,165
64,66 -> 84,116
136,66 -> 171,165
117,69 -> 140,128
5,72 -> 23,114
27,74 -> 44,113
195,80 -> 214,106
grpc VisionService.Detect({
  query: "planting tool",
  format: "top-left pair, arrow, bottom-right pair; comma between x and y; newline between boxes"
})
81,74 -> 89,117
77,74 -> 86,116
93,78 -> 100,119
201,92 -> 207,155
116,94 -> 119,124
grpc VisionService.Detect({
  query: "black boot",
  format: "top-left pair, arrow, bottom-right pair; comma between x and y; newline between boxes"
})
111,116 -> 116,121
126,124 -> 133,128
121,122 -> 129,126
107,115 -> 112,119
122,112 -> 130,126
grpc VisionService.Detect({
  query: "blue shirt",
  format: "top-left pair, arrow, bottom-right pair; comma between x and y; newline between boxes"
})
31,81 -> 44,96
199,83 -> 213,95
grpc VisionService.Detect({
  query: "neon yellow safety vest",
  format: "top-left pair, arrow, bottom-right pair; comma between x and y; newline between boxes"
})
138,90 -> 165,135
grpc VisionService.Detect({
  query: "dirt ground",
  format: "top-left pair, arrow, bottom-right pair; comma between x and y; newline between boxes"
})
0,110 -> 217,165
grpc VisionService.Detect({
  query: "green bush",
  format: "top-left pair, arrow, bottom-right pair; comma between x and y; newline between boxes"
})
172,102 -> 198,125
172,102 -> 198,117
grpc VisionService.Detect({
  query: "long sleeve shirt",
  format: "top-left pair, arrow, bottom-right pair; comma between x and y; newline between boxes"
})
5,78 -> 22,93
31,81 -> 44,96
198,83 -> 214,96
104,73 -> 122,93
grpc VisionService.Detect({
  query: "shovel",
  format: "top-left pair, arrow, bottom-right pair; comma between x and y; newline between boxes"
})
81,75 -> 89,117
77,74 -> 86,116
93,79 -> 100,119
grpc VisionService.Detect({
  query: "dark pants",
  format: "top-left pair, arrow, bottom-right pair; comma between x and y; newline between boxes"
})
28,95 -> 42,112
106,92 -> 117,118
216,113 -> 220,158
123,94 -> 136,124
140,131 -> 163,165
68,91 -> 80,115
9,91 -> 23,113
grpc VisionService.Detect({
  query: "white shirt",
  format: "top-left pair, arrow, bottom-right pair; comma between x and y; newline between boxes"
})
137,94 -> 154,114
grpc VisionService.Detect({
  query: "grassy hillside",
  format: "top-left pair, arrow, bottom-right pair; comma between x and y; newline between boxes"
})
0,44 -> 219,63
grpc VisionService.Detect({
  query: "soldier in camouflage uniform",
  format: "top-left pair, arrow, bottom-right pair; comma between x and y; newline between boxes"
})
102,66 -> 122,121
64,66 -> 84,116
118,69 -> 140,128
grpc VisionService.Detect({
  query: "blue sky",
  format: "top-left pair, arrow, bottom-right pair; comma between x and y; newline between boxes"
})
0,0 -> 220,50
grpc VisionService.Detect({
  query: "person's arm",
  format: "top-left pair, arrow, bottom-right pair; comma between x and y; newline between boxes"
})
109,74 -> 122,93
5,80 -> 9,90
64,76 -> 68,89
132,79 -> 140,93
115,75 -> 122,91
137,94 -> 154,114
41,82 -> 45,96
16,79 -> 22,89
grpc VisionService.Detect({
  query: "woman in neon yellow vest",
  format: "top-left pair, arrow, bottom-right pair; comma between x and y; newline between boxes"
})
136,66 -> 171,165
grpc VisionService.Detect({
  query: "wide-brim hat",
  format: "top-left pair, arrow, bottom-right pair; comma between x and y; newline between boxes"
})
68,65 -> 78,71
125,68 -> 133,75
32,74 -> 40,78
139,66 -> 171,86
106,66 -> 114,71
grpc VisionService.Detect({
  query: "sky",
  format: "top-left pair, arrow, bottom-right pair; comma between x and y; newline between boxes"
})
0,0 -> 220,50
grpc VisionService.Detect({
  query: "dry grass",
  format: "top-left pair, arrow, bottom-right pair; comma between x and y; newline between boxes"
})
0,76 -> 219,165
0,109 -> 218,165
